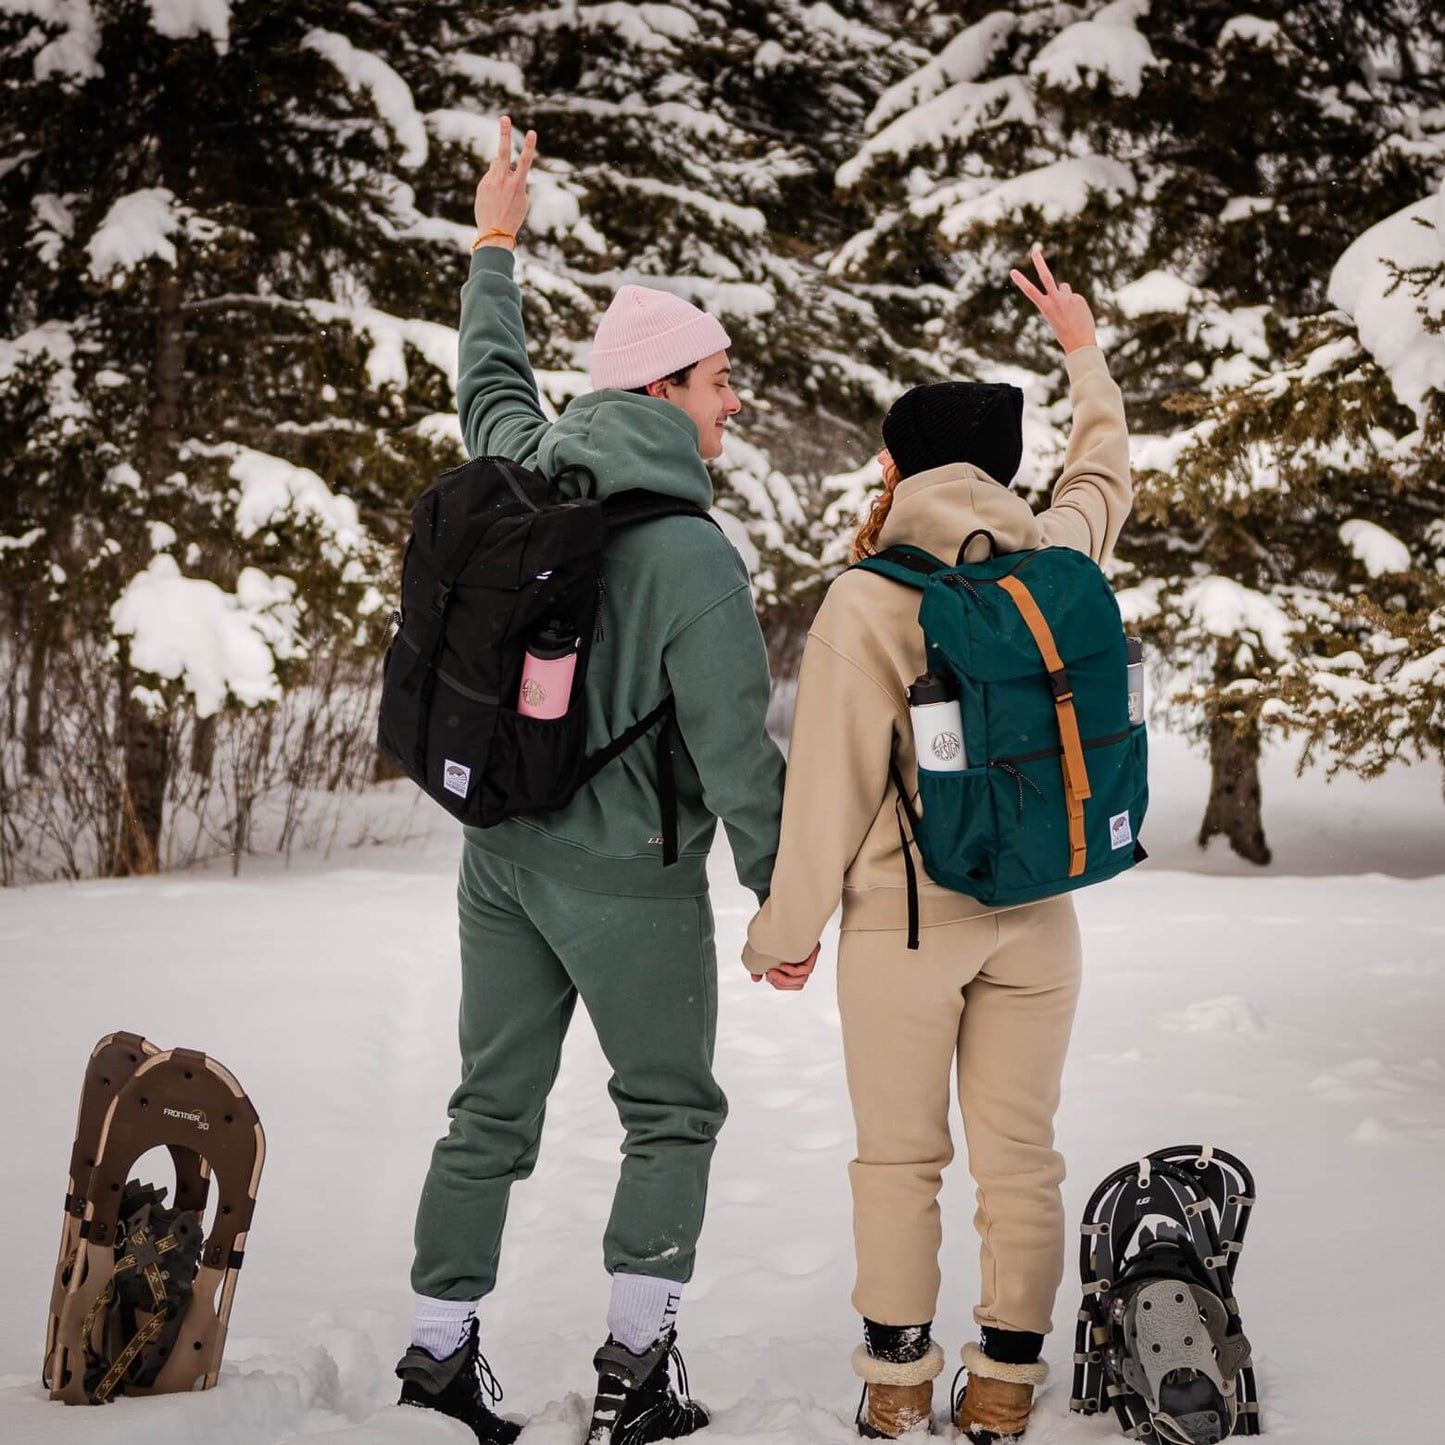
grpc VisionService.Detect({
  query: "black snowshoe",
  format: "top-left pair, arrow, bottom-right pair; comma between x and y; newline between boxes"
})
1070,1145 -> 1259,1442
586,1329 -> 709,1445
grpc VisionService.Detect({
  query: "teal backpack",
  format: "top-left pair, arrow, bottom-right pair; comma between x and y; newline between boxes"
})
854,536 -> 1148,945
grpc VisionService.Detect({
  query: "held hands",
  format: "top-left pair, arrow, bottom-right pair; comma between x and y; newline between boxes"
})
751,942 -> 822,992
1010,248 -> 1097,354
473,116 -> 537,248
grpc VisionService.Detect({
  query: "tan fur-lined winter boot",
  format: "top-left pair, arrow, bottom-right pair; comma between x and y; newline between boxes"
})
953,1343 -> 1047,1443
852,1341 -> 945,1437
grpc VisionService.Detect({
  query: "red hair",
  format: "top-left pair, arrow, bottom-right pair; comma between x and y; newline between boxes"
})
850,457 -> 904,563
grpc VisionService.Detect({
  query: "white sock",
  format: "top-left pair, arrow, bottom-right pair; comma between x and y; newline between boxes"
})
410,1293 -> 478,1359
607,1272 -> 682,1354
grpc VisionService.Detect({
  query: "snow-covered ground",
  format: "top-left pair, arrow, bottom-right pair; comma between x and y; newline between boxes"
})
1,731 -> 1442,1444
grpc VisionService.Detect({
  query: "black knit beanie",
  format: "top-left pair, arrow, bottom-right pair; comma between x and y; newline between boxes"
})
881,381 -> 1025,487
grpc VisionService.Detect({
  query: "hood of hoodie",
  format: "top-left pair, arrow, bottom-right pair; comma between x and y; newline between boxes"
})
878,460 -> 1046,563
532,389 -> 713,507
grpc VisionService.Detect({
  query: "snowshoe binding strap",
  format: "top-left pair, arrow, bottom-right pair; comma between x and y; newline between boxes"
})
1070,1144 -> 1260,1441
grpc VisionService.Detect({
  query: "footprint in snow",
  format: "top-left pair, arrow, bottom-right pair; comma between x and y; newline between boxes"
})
1185,1089 -> 1249,1108
715,1178 -> 769,1203
788,1127 -> 849,1152
723,1035 -> 791,1060
1087,1047 -> 1144,1064
1369,958 -> 1440,978
1162,996 -> 1267,1036
1351,1116 -> 1396,1143
1309,1056 -> 1444,1098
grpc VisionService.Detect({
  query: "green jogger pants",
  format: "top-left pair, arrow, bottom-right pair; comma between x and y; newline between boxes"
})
411,843 -> 726,1301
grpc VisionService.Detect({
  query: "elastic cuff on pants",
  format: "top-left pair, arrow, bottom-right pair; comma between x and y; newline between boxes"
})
862,1319 -> 933,1364
962,1341 -> 1047,1387
981,1325 -> 1046,1365
853,1340 -> 945,1386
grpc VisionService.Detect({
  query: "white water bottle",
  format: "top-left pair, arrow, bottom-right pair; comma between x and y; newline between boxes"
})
1126,636 -> 1145,726
908,672 -> 967,773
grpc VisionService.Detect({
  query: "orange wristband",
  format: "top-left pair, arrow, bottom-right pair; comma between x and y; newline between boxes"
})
471,228 -> 516,251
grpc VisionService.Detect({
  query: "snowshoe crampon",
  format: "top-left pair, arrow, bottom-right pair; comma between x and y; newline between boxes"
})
1070,1145 -> 1259,1442
46,1036 -> 264,1405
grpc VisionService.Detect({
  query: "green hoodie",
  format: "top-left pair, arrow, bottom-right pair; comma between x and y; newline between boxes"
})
454,245 -> 784,899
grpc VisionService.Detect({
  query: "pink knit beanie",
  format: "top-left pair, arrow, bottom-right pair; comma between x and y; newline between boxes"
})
588,285 -> 732,392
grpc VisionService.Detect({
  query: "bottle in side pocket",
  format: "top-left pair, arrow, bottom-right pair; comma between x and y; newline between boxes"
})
517,621 -> 579,720
1126,636 -> 1145,726
908,672 -> 966,773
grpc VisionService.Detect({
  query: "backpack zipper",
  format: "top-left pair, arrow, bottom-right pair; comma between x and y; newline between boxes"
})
595,576 -> 606,642
991,725 -> 1134,768
394,631 -> 500,705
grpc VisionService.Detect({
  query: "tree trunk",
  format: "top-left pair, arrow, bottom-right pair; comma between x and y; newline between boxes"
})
191,713 -> 216,776
1198,704 -> 1272,865
116,271 -> 188,873
23,612 -> 51,776
117,679 -> 170,876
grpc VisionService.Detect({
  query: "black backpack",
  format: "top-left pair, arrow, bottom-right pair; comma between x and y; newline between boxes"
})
376,455 -> 718,862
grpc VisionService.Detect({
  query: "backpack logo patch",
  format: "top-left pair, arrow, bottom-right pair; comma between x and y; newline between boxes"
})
443,760 -> 472,799
1109,811 -> 1133,850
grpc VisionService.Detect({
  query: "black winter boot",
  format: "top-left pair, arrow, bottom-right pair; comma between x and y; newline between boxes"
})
395,1317 -> 523,1444
586,1328 -> 709,1444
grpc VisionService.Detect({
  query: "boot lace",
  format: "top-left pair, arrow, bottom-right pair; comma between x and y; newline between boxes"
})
463,1320 -> 505,1409
949,1364 -> 968,1419
667,1339 -> 692,1402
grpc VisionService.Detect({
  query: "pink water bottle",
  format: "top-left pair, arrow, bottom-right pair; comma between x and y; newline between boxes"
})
517,621 -> 578,719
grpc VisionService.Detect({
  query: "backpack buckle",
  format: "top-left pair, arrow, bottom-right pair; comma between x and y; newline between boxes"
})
430,584 -> 452,616
1048,667 -> 1072,701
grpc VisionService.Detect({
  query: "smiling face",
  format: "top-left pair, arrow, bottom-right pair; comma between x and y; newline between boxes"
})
647,351 -> 741,460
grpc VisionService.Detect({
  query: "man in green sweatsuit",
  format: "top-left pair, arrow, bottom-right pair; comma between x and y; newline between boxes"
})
394,122 -> 786,1445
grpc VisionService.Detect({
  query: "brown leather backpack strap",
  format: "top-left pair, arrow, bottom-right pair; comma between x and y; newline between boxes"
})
997,574 -> 1091,877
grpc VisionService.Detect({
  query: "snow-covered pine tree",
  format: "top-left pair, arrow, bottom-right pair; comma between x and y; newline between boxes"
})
430,1 -> 933,667
831,0 -> 1445,858
1141,190 -> 1445,807
1117,3 -> 1445,858
0,0 -> 475,880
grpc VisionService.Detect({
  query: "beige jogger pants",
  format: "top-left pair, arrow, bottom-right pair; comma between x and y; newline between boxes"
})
837,895 -> 1082,1335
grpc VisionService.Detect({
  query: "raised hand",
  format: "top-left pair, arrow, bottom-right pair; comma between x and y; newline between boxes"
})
1010,249 -> 1097,354
473,115 -> 537,246
752,942 -> 822,992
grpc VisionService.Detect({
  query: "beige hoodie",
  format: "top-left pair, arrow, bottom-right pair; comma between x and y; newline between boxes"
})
743,345 -> 1132,975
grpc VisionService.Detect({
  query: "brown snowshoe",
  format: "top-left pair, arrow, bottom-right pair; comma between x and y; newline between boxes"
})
48,1045 -> 264,1405
43,1033 -> 211,1391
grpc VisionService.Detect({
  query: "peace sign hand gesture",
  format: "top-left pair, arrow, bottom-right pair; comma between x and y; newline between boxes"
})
1010,249 -> 1097,355
474,115 -> 538,247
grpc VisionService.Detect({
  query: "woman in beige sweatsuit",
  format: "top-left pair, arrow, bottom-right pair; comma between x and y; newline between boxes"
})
744,253 -> 1131,1443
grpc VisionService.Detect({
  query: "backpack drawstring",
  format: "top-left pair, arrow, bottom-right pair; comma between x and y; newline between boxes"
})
989,760 -> 1045,823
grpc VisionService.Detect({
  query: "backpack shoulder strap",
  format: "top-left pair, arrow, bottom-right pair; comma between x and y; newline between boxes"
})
599,489 -> 721,534
850,545 -> 947,590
